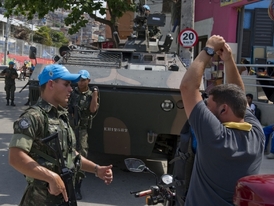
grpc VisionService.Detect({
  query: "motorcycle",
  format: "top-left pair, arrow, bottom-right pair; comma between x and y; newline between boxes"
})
124,158 -> 176,206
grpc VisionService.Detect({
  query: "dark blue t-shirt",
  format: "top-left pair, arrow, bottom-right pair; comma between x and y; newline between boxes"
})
185,101 -> 265,206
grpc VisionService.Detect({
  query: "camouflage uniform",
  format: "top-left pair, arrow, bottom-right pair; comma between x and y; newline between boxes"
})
69,87 -> 95,158
68,86 -> 96,199
1,67 -> 18,104
148,26 -> 161,39
9,97 -> 78,206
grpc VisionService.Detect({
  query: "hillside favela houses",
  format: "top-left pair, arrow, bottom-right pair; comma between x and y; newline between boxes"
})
0,8 -> 105,68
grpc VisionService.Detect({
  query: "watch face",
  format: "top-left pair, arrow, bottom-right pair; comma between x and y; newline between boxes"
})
204,47 -> 214,56
207,48 -> 214,55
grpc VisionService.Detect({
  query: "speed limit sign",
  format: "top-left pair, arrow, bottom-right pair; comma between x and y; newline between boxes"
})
178,28 -> 198,48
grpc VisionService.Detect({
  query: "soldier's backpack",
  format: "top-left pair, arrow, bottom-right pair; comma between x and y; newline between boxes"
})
170,121 -> 195,206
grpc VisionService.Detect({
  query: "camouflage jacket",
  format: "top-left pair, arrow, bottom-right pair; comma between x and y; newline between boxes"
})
10,98 -> 76,179
148,26 -> 161,38
1,67 -> 18,85
68,87 -> 94,128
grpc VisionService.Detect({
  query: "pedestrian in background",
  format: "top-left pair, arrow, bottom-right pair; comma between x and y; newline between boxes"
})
180,35 -> 264,206
20,63 -> 28,81
246,93 -> 256,115
1,61 -> 18,106
68,69 -> 99,200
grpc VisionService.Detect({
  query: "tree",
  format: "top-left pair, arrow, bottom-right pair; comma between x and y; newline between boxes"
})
33,26 -> 52,46
2,0 -> 136,46
50,29 -> 69,48
33,26 -> 69,47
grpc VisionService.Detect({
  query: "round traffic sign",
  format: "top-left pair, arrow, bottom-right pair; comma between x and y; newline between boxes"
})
178,28 -> 198,48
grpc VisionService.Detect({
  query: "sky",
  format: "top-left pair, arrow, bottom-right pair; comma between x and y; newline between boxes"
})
95,1 -> 106,18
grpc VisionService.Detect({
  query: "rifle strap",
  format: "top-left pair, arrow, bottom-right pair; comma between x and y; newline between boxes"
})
29,105 -> 58,166
31,147 -> 58,166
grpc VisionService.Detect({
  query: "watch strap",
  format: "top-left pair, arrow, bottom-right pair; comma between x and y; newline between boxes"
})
203,47 -> 215,57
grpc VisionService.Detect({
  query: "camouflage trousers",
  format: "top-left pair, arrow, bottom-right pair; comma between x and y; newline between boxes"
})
75,129 -> 89,158
19,183 -> 65,206
4,84 -> 15,100
75,128 -> 89,180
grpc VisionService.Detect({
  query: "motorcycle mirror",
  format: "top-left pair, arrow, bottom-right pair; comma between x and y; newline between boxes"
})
124,158 -> 146,172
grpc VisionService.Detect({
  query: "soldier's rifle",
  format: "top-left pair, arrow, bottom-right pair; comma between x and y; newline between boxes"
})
41,132 -> 78,206
19,81 -> 29,93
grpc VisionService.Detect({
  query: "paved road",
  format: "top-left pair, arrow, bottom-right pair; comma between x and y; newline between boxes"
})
0,79 -> 273,206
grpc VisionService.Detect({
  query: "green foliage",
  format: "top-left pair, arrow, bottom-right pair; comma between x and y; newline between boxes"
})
51,30 -> 69,47
33,26 -> 52,46
3,0 -> 136,35
33,26 -> 69,47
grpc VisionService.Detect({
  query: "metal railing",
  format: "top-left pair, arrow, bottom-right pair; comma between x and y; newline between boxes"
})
0,36 -> 57,59
61,49 -> 122,68
235,63 -> 274,103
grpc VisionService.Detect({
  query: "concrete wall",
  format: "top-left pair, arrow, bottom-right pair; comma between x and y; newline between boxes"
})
195,0 -> 261,43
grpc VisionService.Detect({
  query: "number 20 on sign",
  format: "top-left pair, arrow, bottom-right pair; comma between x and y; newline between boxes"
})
178,28 -> 198,48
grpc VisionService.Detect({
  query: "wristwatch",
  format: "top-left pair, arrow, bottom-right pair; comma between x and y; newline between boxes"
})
203,47 -> 215,57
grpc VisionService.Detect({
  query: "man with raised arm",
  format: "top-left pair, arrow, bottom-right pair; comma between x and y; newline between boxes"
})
180,35 -> 264,206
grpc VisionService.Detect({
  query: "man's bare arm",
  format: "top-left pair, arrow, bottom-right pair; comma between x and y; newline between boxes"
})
9,147 -> 68,201
80,155 -> 113,185
217,43 -> 244,91
180,52 -> 210,118
89,90 -> 98,113
180,35 -> 225,118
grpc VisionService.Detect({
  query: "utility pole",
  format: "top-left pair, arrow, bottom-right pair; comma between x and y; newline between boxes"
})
179,0 -> 195,67
31,19 -> 34,44
80,28 -> 83,45
4,17 -> 11,65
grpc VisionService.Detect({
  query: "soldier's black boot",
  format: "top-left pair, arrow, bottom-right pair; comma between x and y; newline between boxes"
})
6,100 -> 9,106
75,179 -> 82,200
11,101 -> 16,106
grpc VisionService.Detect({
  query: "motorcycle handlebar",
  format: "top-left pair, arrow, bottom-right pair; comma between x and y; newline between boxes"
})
133,189 -> 152,197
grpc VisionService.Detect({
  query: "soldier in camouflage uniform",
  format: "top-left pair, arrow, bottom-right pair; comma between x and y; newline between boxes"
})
68,69 -> 99,200
1,61 -> 18,106
143,5 -> 161,39
9,64 -> 112,206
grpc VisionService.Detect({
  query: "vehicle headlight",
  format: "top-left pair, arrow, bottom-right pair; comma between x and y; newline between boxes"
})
161,174 -> 173,184
161,100 -> 174,112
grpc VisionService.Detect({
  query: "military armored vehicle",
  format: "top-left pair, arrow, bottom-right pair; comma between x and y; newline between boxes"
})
28,7 -> 204,166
